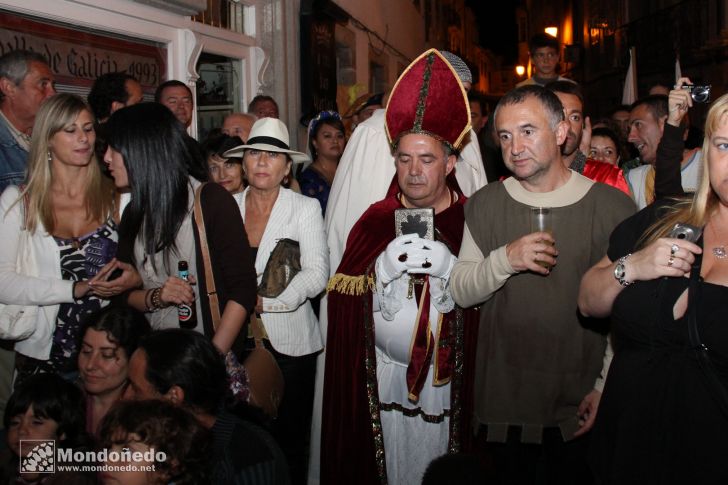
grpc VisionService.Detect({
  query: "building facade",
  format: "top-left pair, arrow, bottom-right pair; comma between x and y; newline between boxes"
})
512,0 -> 728,117
0,0 -> 304,142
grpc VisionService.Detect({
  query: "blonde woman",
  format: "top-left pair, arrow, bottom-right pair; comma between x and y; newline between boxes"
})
0,93 -> 138,383
578,92 -> 728,483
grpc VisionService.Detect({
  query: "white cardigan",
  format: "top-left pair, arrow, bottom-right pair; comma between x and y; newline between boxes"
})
0,186 -> 75,360
239,187 -> 329,356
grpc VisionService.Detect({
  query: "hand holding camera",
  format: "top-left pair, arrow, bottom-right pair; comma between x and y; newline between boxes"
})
680,83 -> 711,104
623,229 -> 702,283
667,77 -> 695,127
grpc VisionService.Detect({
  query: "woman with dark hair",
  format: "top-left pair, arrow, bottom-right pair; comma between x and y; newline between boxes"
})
78,305 -> 151,435
0,93 -> 139,383
589,126 -> 624,166
298,111 -> 345,214
98,399 -> 211,485
201,133 -> 245,198
103,103 -> 256,354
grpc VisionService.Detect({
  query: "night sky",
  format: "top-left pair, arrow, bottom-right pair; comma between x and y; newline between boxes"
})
465,0 -> 519,65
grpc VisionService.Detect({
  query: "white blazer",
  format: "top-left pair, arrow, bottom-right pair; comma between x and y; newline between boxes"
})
0,186 -> 74,360
239,187 -> 329,356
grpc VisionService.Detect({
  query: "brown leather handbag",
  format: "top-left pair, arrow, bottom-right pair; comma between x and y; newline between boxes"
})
257,238 -> 301,298
194,184 -> 284,418
245,314 -> 284,417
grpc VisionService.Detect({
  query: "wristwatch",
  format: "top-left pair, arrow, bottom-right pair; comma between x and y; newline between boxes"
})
614,254 -> 632,287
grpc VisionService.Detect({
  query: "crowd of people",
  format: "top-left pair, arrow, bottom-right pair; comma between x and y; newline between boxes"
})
0,30 -> 725,485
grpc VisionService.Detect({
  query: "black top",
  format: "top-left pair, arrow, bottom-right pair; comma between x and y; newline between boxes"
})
210,411 -> 290,485
654,123 -> 688,200
590,202 -> 728,484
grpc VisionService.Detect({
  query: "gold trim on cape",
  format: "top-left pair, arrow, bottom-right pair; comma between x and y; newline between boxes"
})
327,273 -> 375,295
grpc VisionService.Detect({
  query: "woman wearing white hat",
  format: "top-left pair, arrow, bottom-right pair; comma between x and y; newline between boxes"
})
225,117 -> 329,483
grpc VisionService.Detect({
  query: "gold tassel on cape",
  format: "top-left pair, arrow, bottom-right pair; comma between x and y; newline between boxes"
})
326,273 -> 376,296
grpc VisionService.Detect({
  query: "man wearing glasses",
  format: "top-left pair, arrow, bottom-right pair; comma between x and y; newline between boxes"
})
517,33 -> 572,88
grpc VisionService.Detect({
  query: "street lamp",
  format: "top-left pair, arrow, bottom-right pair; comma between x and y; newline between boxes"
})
544,26 -> 558,38
515,65 -> 525,76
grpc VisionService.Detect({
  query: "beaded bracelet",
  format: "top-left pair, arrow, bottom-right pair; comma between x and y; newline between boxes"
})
151,287 -> 165,310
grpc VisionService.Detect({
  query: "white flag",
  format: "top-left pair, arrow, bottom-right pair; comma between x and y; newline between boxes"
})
675,56 -> 682,83
622,47 -> 637,105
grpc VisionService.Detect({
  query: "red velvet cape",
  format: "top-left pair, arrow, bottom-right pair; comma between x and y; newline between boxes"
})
320,193 -> 478,484
583,158 -> 630,196
498,160 -> 630,196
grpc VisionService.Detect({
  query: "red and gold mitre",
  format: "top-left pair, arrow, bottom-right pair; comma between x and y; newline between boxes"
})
385,49 -> 471,150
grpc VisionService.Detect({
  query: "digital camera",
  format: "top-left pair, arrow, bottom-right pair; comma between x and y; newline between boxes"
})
668,223 -> 703,243
679,84 -> 712,104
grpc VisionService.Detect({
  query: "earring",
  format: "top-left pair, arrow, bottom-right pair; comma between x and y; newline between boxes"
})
47,150 -> 52,163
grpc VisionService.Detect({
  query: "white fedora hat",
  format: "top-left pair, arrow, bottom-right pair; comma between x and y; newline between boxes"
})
223,117 -> 309,163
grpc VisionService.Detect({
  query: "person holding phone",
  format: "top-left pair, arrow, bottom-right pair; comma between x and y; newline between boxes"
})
578,92 -> 728,483
0,94 -> 140,384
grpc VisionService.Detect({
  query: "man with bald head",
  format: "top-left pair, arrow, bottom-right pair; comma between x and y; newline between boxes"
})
222,112 -> 256,142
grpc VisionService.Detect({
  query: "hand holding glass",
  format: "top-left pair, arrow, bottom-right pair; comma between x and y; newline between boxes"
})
530,207 -> 554,270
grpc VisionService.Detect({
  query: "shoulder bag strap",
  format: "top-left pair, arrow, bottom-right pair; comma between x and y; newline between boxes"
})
687,252 -> 728,418
19,184 -> 29,230
193,183 -> 222,331
250,313 -> 268,349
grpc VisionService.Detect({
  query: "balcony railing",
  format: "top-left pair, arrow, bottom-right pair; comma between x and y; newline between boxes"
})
192,0 -> 249,35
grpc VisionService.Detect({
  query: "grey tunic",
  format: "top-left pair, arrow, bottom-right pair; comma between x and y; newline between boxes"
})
462,177 -> 635,442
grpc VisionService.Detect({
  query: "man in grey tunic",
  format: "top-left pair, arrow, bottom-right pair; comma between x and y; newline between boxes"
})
450,85 -> 635,482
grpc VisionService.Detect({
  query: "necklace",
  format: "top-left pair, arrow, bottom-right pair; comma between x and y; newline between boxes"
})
710,220 -> 728,259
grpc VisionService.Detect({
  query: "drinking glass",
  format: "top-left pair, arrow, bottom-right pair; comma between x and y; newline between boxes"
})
530,207 -> 554,269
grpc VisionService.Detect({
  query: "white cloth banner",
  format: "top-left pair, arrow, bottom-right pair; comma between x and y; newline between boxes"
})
622,47 -> 637,105
675,57 -> 682,83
